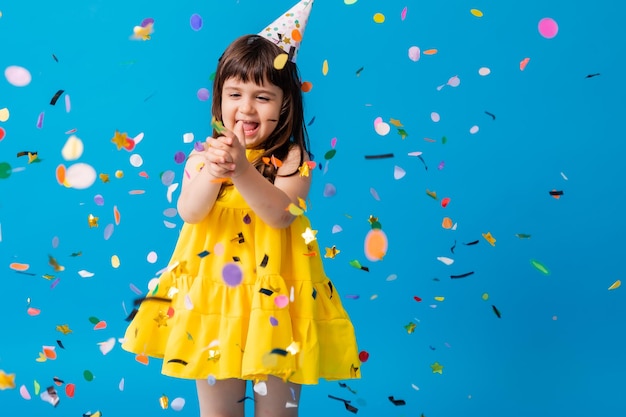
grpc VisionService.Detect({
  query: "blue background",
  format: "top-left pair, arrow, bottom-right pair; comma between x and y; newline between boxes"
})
1,0 -> 625,416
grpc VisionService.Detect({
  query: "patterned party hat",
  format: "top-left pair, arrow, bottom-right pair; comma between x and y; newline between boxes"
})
258,0 -> 314,63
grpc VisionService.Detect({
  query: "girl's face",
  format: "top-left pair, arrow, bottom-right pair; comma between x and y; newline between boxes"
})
221,77 -> 284,148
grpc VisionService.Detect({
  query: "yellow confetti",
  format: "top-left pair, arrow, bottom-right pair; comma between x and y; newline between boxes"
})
56,324 -> 72,335
481,293 -> 489,301
324,246 -> 340,259
115,170 -> 124,178
159,394 -> 169,409
287,203 -> 304,216
111,255 -> 120,269
273,53 -> 289,70
470,9 -> 483,17
322,59 -> 329,76
608,280 -> 621,290
87,214 -> 99,228
301,227 -> 317,244
0,108 -> 9,122
373,12 -> 385,23
389,118 -> 403,127
430,362 -> 444,374
0,370 -> 16,390
434,296 -> 445,302
482,232 -> 496,246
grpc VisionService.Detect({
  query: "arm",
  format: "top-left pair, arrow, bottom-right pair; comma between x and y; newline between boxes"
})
176,141 -> 236,224
214,121 -> 312,229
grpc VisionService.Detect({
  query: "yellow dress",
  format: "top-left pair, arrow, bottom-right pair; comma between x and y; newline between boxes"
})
122,149 -> 361,384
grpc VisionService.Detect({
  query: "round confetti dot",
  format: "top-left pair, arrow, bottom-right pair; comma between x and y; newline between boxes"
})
83,370 -> 94,381
183,132 -> 194,143
482,293 -> 489,301
0,107 -> 9,122
52,236 -> 60,248
115,170 -> 124,179
129,154 -> 143,167
222,263 -> 242,287
147,251 -> 158,263
243,213 -> 252,224
344,0 -> 357,4
538,17 -> 558,39
0,162 -> 11,179
174,151 -> 186,164
447,75 -> 461,87
171,397 -> 186,411
207,375 -> 216,385
147,277 -> 159,292
408,46 -> 420,62
65,163 -> 96,189
274,53 -> 289,70
373,13 -> 385,23
364,229 -> 388,261
441,197 -> 451,208
269,316 -> 279,326
214,242 -> 225,256
358,351 -> 370,362
5,65 -> 32,87
197,88 -> 210,101
323,183 -> 336,197
163,208 -> 177,217
194,141 -> 205,152
374,121 -> 390,136
141,17 -> 154,27
552,315 -> 558,321
274,295 -> 289,308
301,81 -> 313,92
469,125 -> 479,134
190,13 -> 203,31
431,112 -> 440,122
161,170 -> 175,186
478,67 -> 491,76
470,9 -> 483,17
0,127 -> 5,141
61,135 -> 84,161
111,255 -> 121,268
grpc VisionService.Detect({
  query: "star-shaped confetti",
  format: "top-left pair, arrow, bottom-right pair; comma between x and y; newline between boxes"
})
131,22 -> 154,41
87,214 -> 99,228
111,130 -> 135,151
301,227 -> 317,244
298,161 -> 315,177
99,173 -> 110,183
404,322 -> 416,334
153,310 -> 169,327
430,362 -> 444,374
0,370 -> 16,390
56,324 -> 72,335
324,246 -> 340,259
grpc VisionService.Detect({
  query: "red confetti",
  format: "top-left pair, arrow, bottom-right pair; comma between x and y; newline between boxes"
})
413,296 -> 422,302
358,351 -> 370,362
65,383 -> 75,398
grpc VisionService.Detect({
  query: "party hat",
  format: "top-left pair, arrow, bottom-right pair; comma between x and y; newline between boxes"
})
258,0 -> 314,63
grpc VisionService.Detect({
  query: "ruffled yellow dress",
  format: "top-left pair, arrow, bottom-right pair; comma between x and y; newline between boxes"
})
122,149 -> 360,384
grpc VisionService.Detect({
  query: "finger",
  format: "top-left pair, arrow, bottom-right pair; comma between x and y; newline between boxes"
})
224,120 -> 245,148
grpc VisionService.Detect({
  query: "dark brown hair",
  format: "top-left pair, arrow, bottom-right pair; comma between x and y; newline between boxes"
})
212,34 -> 310,184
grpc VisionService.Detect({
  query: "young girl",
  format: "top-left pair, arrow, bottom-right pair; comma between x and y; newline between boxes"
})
122,2 -> 360,417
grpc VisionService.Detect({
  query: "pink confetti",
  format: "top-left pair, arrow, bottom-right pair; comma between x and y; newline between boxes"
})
438,161 -> 445,170
370,187 -> 380,201
401,6 -> 407,21
19,385 -> 31,400
330,137 -> 337,148
36,112 -> 44,129
129,283 -> 143,295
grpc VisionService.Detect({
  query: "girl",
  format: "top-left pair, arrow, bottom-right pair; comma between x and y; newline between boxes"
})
122,5 -> 360,417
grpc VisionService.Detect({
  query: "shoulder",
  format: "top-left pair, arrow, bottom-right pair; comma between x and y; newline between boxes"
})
277,144 -> 309,176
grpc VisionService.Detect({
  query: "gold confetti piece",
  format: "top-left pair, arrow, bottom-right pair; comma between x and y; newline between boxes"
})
273,53 -> 289,70
159,394 -> 169,409
322,59 -> 329,76
426,189 -> 438,199
470,9 -> 483,17
434,296 -> 445,301
111,255 -> 120,269
482,232 -> 496,246
404,322 -> 416,334
373,12 -> 385,23
56,324 -> 72,335
324,246 -> 340,259
298,161 -> 315,177
430,362 -> 444,374
287,203 -> 304,216
87,214 -> 99,228
389,118 -> 403,127
482,293 -> 489,301
0,370 -> 16,390
48,255 -> 65,272
99,173 -> 110,183
608,280 -> 621,290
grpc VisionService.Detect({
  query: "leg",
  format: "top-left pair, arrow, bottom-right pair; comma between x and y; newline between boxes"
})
196,378 -> 247,417
253,376 -> 301,417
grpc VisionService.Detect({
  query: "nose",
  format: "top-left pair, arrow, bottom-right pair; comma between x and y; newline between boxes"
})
238,97 -> 254,115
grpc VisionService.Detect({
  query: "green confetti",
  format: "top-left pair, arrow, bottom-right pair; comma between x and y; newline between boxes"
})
349,259 -> 362,269
88,316 -> 100,325
441,136 -> 447,144
0,162 -> 11,179
515,233 -> 532,239
530,259 -> 549,275
404,322 -> 416,334
324,149 -> 337,160
211,117 -> 227,134
397,129 -> 408,140
83,370 -> 94,381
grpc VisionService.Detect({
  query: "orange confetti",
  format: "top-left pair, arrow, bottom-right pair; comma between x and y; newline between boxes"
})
27,307 -> 41,316
520,57 -> 530,71
364,229 -> 388,261
301,81 -> 313,92
43,347 -> 57,360
55,164 -> 66,185
9,262 -> 29,272
135,354 -> 149,365
442,217 -> 453,229
550,189 -> 561,200
291,29 -> 302,42
113,206 -> 121,225
93,321 -> 107,330
423,49 -> 438,55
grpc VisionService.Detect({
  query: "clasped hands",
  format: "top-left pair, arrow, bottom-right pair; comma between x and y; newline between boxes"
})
203,121 -> 250,179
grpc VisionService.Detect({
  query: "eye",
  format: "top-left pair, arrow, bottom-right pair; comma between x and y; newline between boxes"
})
229,93 -> 241,98
257,96 -> 270,101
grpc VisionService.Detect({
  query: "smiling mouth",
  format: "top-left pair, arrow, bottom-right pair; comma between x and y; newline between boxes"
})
241,121 -> 259,136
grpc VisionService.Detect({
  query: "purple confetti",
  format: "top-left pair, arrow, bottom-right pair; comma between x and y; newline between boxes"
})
222,263 -> 243,287
174,151 -> 186,164
194,141 -> 205,152
190,14 -> 203,31
269,316 -> 279,326
36,112 -> 44,129
323,183 -> 336,197
197,88 -> 210,101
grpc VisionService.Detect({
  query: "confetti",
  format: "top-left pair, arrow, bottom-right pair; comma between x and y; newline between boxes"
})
538,17 -> 558,39
470,9 -> 483,17
373,13 -> 385,23
0,370 -> 16,390
364,229 -> 387,261
479,67 -> 491,76
0,107 -> 9,122
485,110 -> 496,120
608,280 -> 621,290
450,272 -> 474,279
482,232 -> 496,246
492,305 -> 502,318
437,256 -> 454,266
322,59 -> 329,76
393,165 -> 406,179
401,6 -> 408,20
389,396 -> 406,406
364,153 -> 394,159
520,57 -> 530,71
4,65 -> 32,87
430,362 -> 443,374
530,259 -> 549,275
408,46 -> 420,62
190,13 -> 203,31
50,90 -> 64,106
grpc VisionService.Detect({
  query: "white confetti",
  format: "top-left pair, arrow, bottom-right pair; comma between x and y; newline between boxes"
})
253,382 -> 268,396
171,397 -> 186,411
560,172 -> 568,180
98,337 -> 116,355
167,183 -> 179,203
78,270 -> 95,278
119,378 -> 125,391
183,132 -> 194,143
436,256 -> 454,266
394,165 -> 406,180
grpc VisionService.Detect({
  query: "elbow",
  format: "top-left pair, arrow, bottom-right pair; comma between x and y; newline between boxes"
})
177,201 -> 206,224
267,212 -> 297,229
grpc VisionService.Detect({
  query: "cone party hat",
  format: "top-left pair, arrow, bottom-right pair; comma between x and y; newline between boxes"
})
258,0 -> 314,63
